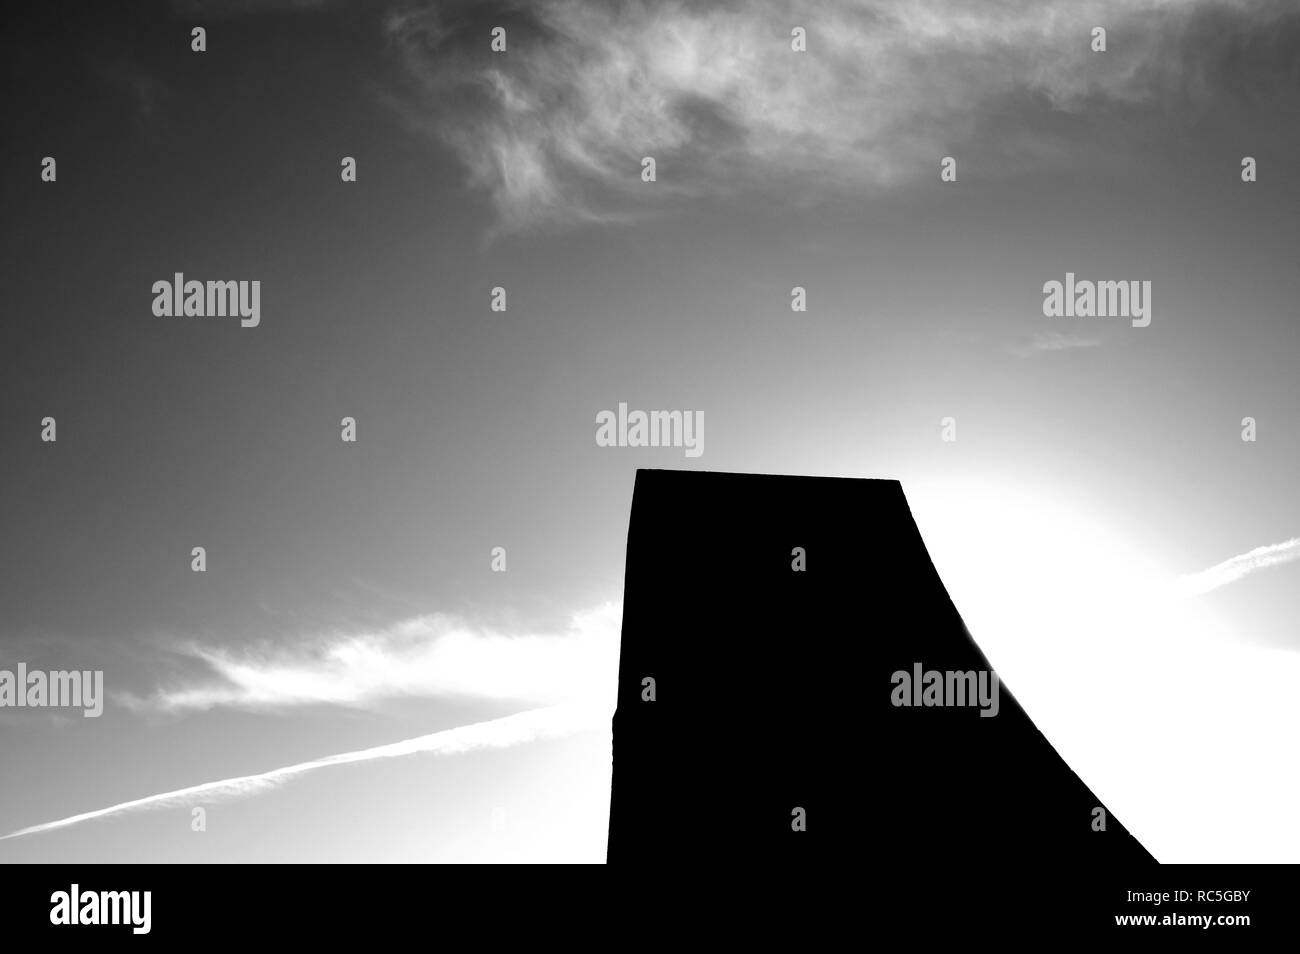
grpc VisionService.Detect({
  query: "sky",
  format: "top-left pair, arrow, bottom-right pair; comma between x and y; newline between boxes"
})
1,0 -> 1299,862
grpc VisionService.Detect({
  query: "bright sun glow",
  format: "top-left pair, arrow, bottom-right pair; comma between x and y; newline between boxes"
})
905,474 -> 1300,863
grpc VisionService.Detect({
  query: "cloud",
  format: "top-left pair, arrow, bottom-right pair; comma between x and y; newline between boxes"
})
120,602 -> 621,713
1009,331 -> 1101,357
382,0 -> 1296,231
1176,537 -> 1300,597
0,702 -> 606,841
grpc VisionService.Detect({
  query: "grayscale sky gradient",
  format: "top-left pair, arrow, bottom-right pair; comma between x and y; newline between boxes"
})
2,0 -> 1298,862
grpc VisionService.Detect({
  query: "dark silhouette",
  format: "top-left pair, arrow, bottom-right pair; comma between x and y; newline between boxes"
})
608,469 -> 1154,870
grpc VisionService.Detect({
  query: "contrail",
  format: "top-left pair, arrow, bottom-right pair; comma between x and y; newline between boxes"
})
1175,536 -> 1300,597
0,702 -> 607,842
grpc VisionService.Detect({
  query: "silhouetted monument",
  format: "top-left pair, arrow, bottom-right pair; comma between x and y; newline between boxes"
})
608,470 -> 1153,870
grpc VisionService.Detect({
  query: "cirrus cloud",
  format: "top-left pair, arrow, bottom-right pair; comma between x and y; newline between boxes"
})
381,0 -> 1298,231
119,602 -> 621,713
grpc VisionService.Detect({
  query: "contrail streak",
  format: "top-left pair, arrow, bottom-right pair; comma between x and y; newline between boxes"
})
0,702 -> 607,842
1175,536 -> 1300,597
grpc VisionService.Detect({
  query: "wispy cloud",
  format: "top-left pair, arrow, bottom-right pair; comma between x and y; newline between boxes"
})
120,602 -> 621,713
0,702 -> 606,841
1009,331 -> 1101,357
382,0 -> 1295,231
1176,537 -> 1300,597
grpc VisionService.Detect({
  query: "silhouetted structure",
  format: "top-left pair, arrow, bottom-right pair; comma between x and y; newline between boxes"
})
608,470 -> 1153,870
